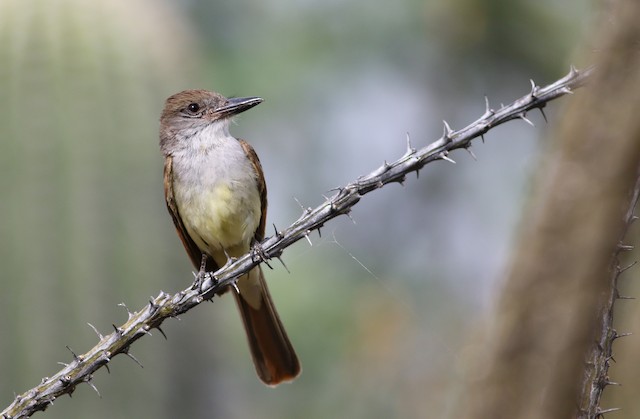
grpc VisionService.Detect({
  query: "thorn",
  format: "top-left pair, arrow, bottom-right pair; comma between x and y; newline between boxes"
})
439,152 -> 456,164
221,248 -> 235,266
138,326 -> 152,337
148,298 -> 159,313
66,346 -> 82,362
519,113 -> 535,127
569,65 -> 579,78
276,256 -> 291,274
345,211 -> 357,225
123,350 -> 144,368
614,332 -> 632,339
465,146 -> 477,161
529,79 -> 539,98
407,131 -> 415,153
559,86 -> 573,95
251,242 -> 272,270
272,223 -> 283,239
293,196 -> 306,212
617,295 -> 635,300
112,324 -> 124,336
157,326 -> 168,340
230,280 -> 240,294
605,380 -> 621,386
317,226 -> 322,238
537,106 -> 548,123
618,243 -> 634,251
57,362 -> 69,367
86,379 -> 102,398
480,133 -> 485,143
98,351 -> 111,374
117,302 -> 133,320
596,407 -> 621,415
87,323 -> 104,340
483,96 -> 494,118
415,168 -> 420,179
620,260 -> 638,272
442,120 -> 453,142
304,232 -> 313,246
405,132 -> 415,155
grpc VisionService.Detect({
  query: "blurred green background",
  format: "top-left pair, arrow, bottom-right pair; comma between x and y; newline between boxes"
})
3,1 -> 633,418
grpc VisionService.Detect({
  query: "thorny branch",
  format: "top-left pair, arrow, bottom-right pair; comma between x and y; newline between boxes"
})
1,66 -> 592,419
578,169 -> 640,419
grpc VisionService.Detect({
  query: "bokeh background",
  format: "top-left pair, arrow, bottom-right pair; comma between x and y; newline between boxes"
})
3,1 -> 637,418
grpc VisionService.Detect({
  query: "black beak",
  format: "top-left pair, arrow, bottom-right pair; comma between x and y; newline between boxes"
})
213,96 -> 263,118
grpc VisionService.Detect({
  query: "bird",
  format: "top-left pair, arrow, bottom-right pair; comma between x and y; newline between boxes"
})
159,89 -> 300,385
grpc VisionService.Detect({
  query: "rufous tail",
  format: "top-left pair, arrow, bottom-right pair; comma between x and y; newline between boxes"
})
233,267 -> 300,385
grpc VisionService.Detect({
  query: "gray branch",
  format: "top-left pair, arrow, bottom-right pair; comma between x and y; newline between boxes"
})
578,169 -> 640,418
1,66 -> 592,419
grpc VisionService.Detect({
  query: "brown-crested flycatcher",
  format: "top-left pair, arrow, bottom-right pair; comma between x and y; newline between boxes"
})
159,90 -> 300,385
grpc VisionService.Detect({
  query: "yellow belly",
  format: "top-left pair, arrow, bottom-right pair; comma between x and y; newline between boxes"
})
176,182 -> 261,256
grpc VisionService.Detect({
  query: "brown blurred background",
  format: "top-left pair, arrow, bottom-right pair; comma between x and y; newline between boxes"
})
2,1 -> 636,418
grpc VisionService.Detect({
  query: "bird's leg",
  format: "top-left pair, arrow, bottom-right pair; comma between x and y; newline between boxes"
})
192,253 -> 208,291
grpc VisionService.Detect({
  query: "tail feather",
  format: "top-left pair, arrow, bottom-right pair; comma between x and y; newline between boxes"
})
233,267 -> 300,385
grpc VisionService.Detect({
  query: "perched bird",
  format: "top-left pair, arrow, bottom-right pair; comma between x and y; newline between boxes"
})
159,90 -> 300,385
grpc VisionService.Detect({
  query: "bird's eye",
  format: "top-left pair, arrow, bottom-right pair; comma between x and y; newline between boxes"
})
187,103 -> 200,113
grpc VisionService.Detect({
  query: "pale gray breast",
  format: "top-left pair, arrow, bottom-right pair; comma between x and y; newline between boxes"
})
170,128 -> 262,251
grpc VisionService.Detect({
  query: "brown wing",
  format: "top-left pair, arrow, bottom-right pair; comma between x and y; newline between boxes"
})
238,139 -> 267,242
163,156 -> 219,272
235,140 -> 301,384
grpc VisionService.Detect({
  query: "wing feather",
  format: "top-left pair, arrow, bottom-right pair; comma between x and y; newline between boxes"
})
238,139 -> 267,242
